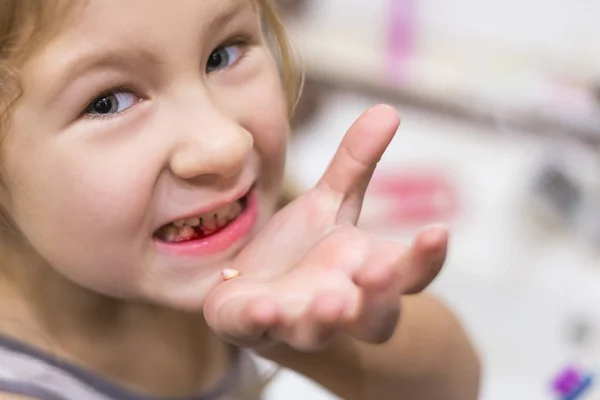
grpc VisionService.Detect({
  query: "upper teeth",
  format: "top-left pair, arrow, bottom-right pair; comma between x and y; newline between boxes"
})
170,202 -> 241,229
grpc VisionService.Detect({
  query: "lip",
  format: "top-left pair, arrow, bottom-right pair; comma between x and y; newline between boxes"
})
153,188 -> 258,257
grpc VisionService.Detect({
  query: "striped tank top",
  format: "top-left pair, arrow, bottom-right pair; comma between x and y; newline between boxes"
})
0,335 -> 263,400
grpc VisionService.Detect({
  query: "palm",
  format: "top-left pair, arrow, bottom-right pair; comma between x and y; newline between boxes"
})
204,105 -> 448,350
235,189 -> 339,276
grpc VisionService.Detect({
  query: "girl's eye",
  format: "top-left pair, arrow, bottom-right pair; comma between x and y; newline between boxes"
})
85,91 -> 137,117
206,45 -> 241,73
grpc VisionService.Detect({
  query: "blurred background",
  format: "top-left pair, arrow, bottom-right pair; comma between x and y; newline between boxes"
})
264,1 -> 600,399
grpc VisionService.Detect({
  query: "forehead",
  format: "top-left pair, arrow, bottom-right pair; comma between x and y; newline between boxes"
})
22,0 -> 259,66
16,0 -> 260,98
14,0 -> 257,62
58,0 -> 257,44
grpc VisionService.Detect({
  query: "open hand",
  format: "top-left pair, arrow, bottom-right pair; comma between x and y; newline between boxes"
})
203,105 -> 448,351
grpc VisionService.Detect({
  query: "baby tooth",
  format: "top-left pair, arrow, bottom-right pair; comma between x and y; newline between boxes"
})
186,217 -> 200,227
163,226 -> 179,242
230,201 -> 242,216
218,215 -> 230,227
203,215 -> 217,230
173,220 -> 186,228
221,269 -> 240,281
216,204 -> 231,217
179,226 -> 195,239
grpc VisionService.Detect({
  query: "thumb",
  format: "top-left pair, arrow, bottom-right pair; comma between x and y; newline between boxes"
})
317,104 -> 400,225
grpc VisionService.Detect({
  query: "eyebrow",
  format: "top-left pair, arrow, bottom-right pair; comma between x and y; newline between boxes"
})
209,0 -> 253,32
41,47 -> 161,105
43,0 -> 253,102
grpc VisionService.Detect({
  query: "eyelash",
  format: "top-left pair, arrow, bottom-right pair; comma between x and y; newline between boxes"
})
209,35 -> 251,74
81,36 -> 252,121
81,87 -> 142,121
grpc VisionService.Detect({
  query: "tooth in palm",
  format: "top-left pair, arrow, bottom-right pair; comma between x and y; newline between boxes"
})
221,269 -> 240,281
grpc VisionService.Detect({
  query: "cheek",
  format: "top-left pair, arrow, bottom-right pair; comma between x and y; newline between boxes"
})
248,97 -> 288,202
12,152 -> 149,237
231,62 -> 289,182
4,143 -> 156,295
253,110 -> 288,181
219,60 -> 289,220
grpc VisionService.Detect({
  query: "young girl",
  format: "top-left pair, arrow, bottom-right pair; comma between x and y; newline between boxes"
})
0,0 -> 480,399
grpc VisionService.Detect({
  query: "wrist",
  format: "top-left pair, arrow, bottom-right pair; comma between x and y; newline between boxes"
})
255,334 -> 350,364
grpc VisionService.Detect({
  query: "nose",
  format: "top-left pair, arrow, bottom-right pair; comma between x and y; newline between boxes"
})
168,102 -> 253,181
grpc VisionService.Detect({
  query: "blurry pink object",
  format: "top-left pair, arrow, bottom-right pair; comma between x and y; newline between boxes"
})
365,170 -> 459,228
386,0 -> 417,81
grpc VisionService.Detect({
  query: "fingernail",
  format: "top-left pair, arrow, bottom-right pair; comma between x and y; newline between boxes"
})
422,223 -> 449,232
422,223 -> 449,239
416,224 -> 449,254
221,269 -> 240,281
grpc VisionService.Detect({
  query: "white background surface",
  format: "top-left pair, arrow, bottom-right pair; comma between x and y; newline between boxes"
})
298,0 -> 600,69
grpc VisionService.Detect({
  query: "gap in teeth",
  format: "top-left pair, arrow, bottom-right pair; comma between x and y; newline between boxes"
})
161,199 -> 244,242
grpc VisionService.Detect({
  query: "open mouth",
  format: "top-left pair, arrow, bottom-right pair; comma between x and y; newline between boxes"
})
154,192 -> 250,244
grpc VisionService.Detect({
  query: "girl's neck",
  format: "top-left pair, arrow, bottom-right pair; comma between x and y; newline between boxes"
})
0,240 -> 231,398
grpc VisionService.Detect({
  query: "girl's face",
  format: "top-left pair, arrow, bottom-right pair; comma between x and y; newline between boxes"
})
2,0 -> 289,309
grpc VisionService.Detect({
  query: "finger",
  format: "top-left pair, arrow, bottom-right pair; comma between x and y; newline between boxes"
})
398,225 -> 449,294
206,294 -> 279,347
285,291 -> 346,352
347,240 -> 403,343
317,104 -> 401,225
174,269 -> 235,312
